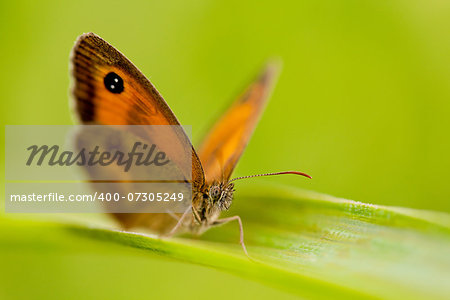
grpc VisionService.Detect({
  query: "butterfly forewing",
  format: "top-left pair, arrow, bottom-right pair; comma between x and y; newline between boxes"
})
71,33 -> 206,232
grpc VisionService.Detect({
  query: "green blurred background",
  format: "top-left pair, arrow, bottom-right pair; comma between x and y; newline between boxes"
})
1,0 -> 449,299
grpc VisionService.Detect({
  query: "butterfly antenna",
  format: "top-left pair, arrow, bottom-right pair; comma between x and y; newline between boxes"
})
229,171 -> 312,182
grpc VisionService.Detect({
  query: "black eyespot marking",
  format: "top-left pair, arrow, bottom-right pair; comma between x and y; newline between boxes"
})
104,72 -> 124,94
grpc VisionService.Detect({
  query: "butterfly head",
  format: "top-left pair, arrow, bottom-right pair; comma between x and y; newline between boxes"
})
209,182 -> 235,211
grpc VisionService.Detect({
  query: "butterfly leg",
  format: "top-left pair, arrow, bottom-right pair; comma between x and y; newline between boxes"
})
165,206 -> 191,238
165,210 -> 180,221
212,215 -> 249,257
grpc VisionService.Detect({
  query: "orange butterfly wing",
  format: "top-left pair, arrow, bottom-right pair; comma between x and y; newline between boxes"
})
198,62 -> 281,183
71,33 -> 205,232
72,32 -> 205,188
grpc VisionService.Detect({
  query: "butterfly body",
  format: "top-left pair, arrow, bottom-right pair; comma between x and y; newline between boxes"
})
71,33 -> 309,254
165,181 -> 235,237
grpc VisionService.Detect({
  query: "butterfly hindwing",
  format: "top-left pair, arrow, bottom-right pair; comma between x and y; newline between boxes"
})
198,62 -> 281,183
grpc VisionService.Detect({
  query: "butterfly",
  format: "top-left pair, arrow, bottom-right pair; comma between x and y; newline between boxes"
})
71,32 -> 311,255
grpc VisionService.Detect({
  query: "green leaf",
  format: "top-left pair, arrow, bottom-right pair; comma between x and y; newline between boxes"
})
1,184 -> 449,299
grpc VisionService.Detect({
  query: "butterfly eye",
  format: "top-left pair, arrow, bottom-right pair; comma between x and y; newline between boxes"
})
104,72 -> 124,94
210,186 -> 221,200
